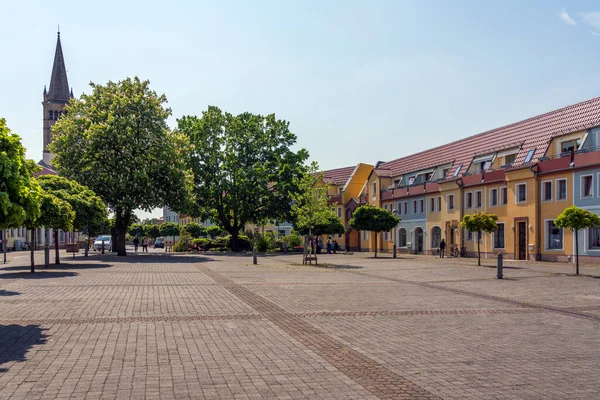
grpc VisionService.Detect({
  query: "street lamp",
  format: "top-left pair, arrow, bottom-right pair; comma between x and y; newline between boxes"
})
392,209 -> 398,258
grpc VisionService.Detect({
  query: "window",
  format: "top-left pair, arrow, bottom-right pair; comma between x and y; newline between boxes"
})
394,179 -> 401,186
465,192 -> 473,209
338,187 -> 342,195
384,230 -> 388,241
442,169 -> 449,178
398,228 -> 407,247
54,111 -> 59,120
403,201 -> 407,215
447,194 -> 454,211
362,230 -> 368,240
581,175 -> 593,198
278,230 -> 286,237
372,182 -> 377,197
408,176 -> 415,185
436,196 -> 441,212
465,229 -> 473,241
542,181 -> 552,202
475,191 -> 482,208
337,207 -> 342,218
453,165 -> 462,177
561,139 -> 580,153
430,198 -> 435,212
419,199 -> 424,213
588,226 -> 600,250
412,200 -> 417,214
500,187 -> 508,206
504,154 -> 516,166
556,179 -> 567,201
546,220 -> 563,250
516,183 -> 527,203
493,223 -> 505,249
490,188 -> 498,207
48,110 -> 53,120
524,149 -> 535,163
397,202 -> 402,216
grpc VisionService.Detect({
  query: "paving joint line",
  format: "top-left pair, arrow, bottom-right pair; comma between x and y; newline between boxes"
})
342,270 -> 600,323
194,263 -> 440,400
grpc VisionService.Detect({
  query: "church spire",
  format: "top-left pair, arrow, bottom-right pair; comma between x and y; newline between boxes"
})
47,30 -> 70,103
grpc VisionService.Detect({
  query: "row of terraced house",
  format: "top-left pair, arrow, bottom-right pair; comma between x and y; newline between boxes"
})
322,96 -> 600,262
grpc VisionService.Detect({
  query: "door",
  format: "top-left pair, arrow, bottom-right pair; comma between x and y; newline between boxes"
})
415,228 -> 424,253
518,221 -> 527,260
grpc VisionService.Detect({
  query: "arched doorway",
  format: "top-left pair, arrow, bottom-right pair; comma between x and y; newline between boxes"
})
414,227 -> 424,254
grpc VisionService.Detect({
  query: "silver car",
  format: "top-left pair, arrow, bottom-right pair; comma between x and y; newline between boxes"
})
94,235 -> 112,251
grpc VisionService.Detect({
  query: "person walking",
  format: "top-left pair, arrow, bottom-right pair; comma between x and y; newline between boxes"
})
133,236 -> 139,252
439,239 -> 446,258
142,236 -> 149,253
326,237 -> 332,254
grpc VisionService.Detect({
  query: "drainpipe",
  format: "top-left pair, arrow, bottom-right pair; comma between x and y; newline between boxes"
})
530,164 -> 541,261
457,178 -> 464,248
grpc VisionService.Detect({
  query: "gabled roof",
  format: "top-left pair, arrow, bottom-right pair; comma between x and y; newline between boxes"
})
35,160 -> 57,177
322,166 -> 355,186
379,95 -> 600,180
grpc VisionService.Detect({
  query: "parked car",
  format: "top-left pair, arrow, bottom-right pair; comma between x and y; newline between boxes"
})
153,237 -> 164,248
93,235 -> 112,251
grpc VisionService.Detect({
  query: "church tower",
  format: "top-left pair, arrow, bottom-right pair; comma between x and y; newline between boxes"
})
42,30 -> 72,166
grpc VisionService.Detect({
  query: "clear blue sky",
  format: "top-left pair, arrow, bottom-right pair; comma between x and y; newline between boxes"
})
2,0 -> 600,218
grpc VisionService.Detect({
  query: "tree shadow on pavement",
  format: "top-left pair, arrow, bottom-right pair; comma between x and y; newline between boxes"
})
0,263 -> 112,272
0,271 -> 77,280
103,253 -> 217,264
0,290 -> 20,296
0,325 -> 47,373
314,264 -> 364,270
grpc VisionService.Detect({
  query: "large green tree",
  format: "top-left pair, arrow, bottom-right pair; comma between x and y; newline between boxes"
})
555,206 -> 600,276
24,191 -> 74,272
37,175 -> 107,264
50,77 -> 193,256
178,107 -> 308,251
460,212 -> 498,266
350,204 -> 400,258
291,164 -> 344,237
0,119 -> 41,230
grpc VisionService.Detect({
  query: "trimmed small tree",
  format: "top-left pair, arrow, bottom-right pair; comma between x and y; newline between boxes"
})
555,206 -> 600,276
460,212 -> 498,266
349,204 -> 400,258
144,224 -> 161,239
24,191 -> 74,272
159,222 -> 180,241
182,222 -> 205,238
206,225 -> 223,239
37,175 -> 107,264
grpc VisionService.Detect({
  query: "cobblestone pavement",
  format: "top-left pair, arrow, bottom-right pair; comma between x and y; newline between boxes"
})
0,251 -> 598,399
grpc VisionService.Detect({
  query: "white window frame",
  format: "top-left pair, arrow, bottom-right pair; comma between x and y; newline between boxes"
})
556,178 -> 567,201
493,222 -> 505,249
515,183 -> 527,204
541,180 -> 552,202
500,186 -> 508,206
447,194 -> 455,211
580,174 -> 594,199
545,219 -> 564,251
474,190 -> 482,208
586,225 -> 600,252
489,188 -> 498,207
465,192 -> 473,209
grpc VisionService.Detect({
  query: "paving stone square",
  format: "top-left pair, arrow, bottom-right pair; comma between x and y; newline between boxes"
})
0,250 -> 599,399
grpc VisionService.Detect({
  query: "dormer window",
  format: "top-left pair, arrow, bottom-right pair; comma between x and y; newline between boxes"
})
561,139 -> 580,153
469,154 -> 495,174
408,176 -> 416,185
504,153 -> 516,166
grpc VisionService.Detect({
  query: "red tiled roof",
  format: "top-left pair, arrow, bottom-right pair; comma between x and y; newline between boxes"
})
380,96 -> 600,179
372,168 -> 391,177
322,166 -> 355,185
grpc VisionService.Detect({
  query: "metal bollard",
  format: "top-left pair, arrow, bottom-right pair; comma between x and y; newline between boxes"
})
497,253 -> 503,279
393,244 -> 397,259
102,240 -> 105,255
253,247 -> 257,265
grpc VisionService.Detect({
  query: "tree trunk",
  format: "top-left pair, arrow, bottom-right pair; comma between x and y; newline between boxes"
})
30,228 -> 35,273
230,227 -> 240,252
477,231 -> 481,266
114,209 -> 127,256
55,230 -> 61,265
374,232 -> 378,258
575,230 -> 579,276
